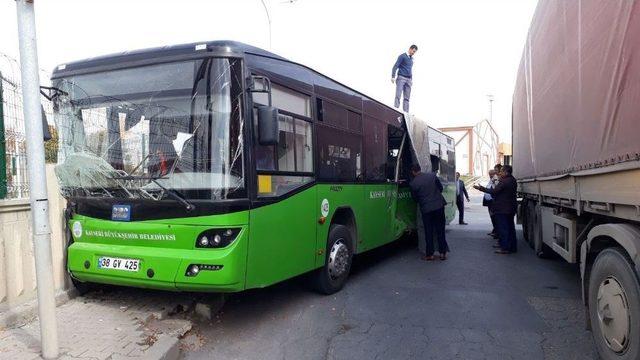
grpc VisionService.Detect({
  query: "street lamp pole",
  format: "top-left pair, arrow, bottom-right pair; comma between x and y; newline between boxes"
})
259,0 -> 272,49
15,1 -> 59,358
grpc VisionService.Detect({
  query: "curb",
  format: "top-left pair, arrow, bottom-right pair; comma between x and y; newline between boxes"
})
142,334 -> 181,360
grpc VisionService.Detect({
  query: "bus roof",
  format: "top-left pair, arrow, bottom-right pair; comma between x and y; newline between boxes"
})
51,40 -> 402,122
52,40 -> 285,76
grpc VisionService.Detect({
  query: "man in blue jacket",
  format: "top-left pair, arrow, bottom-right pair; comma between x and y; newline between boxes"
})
391,44 -> 418,112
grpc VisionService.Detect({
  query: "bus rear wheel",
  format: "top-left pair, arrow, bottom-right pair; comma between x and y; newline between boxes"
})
588,248 -> 640,360
313,224 -> 353,295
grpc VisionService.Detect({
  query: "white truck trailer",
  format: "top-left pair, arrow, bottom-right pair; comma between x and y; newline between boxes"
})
514,1 -> 640,359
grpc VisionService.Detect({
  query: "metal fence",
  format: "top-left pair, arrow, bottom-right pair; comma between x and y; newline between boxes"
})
0,52 -> 55,199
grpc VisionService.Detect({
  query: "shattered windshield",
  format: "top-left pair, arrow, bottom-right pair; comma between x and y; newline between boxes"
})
53,58 -> 245,200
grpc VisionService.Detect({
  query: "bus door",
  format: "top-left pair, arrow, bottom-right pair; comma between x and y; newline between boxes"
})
360,118 -> 391,251
389,128 -> 416,239
387,126 -> 413,241
246,80 -> 317,288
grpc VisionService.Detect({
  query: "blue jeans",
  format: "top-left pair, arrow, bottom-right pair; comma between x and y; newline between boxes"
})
495,213 -> 517,252
394,76 -> 412,112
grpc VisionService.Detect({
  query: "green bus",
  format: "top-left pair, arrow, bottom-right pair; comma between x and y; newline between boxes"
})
52,41 -> 455,295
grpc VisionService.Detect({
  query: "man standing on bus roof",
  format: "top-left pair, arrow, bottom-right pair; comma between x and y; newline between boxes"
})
391,44 -> 418,112
409,163 -> 449,261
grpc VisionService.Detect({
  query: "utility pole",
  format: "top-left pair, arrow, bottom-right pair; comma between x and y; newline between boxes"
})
15,1 -> 59,358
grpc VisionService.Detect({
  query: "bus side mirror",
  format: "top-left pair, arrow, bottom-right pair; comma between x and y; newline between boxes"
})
41,105 -> 52,141
258,106 -> 279,145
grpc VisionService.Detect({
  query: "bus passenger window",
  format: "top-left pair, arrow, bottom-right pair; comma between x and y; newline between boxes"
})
256,146 -> 275,170
430,155 -> 440,174
277,115 -> 296,171
316,126 -> 362,182
295,119 -> 313,173
254,83 -> 314,198
387,125 -> 404,181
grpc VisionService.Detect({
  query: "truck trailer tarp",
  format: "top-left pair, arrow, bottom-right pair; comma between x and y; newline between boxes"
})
513,0 -> 640,180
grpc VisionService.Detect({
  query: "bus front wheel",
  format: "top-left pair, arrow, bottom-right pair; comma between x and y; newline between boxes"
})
313,224 -> 353,295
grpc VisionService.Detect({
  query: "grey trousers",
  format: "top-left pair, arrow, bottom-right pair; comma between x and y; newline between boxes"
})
394,75 -> 412,112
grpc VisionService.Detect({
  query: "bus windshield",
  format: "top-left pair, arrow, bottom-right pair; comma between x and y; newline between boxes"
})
53,58 -> 245,201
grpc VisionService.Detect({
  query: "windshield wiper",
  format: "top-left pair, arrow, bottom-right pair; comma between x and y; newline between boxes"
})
149,178 -> 196,212
110,174 -> 195,212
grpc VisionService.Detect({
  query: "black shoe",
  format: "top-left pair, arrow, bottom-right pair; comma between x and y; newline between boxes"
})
459,222 -> 468,225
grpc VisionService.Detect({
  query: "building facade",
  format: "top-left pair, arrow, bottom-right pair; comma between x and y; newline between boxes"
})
439,119 -> 499,177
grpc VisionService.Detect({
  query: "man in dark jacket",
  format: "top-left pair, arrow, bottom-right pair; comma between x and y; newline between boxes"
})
474,165 -> 518,254
409,164 -> 449,260
455,172 -> 470,225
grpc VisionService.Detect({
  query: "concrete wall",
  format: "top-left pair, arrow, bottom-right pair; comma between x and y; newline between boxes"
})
0,164 -> 70,316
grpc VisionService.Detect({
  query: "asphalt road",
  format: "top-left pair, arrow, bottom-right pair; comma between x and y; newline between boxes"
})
182,195 -> 598,360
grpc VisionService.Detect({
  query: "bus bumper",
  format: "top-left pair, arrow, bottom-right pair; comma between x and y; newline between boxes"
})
67,234 -> 248,293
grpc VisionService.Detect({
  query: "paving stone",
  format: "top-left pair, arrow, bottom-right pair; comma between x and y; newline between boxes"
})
0,289 -> 194,359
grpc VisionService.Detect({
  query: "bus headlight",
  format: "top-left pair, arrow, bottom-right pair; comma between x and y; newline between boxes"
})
185,264 -> 224,277
186,264 -> 200,276
195,228 -> 241,249
198,236 -> 210,247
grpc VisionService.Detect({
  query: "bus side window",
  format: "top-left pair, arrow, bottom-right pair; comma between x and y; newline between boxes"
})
430,155 -> 440,174
253,82 -> 314,197
363,117 -> 387,182
387,125 -> 404,181
316,125 -> 362,182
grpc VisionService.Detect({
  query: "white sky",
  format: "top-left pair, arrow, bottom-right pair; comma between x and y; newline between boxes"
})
0,0 -> 537,142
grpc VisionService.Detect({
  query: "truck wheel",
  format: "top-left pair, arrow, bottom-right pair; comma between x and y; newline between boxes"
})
588,248 -> 640,360
312,224 -> 353,295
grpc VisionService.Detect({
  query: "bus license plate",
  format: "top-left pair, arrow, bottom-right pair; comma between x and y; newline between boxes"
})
97,256 -> 140,272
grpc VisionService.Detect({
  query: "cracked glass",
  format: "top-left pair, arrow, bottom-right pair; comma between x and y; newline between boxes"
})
53,58 -> 245,200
